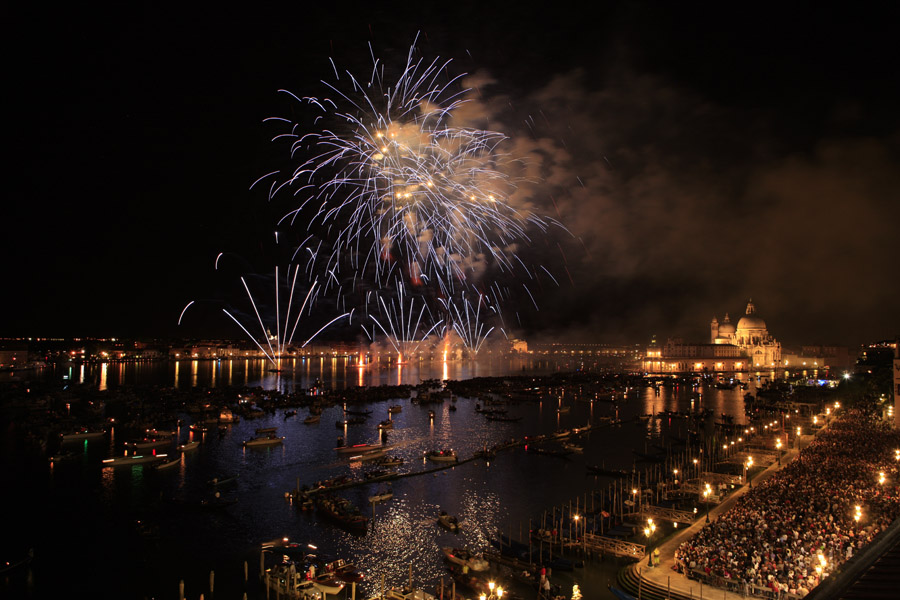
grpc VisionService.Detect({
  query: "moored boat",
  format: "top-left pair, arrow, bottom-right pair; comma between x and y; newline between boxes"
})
388,405 -> 402,413
243,435 -> 285,448
60,429 -> 105,443
178,440 -> 200,452
303,413 -> 321,424
126,438 -> 171,451
348,448 -> 386,462
218,408 -> 239,423
102,454 -> 166,467
207,474 -> 238,486
441,547 -> 488,571
368,486 -> 393,504
335,441 -> 389,454
437,512 -> 460,533
325,557 -> 364,584
153,456 -> 181,471
316,494 -> 368,534
425,449 -> 457,463
312,573 -> 345,595
377,419 -> 394,430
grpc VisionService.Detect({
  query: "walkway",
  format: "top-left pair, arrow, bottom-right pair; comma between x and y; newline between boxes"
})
626,436 -> 811,600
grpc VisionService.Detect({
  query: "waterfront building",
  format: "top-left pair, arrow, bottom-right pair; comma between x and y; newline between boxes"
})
644,299 -> 782,374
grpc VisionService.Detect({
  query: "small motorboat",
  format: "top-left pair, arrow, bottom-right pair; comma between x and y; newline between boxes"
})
178,440 -> 200,452
207,474 -> 238,486
243,435 -> 285,448
368,486 -> 393,504
60,429 -> 105,443
102,454 -> 166,467
441,547 -> 489,572
377,419 -> 394,430
425,449 -> 457,463
437,511 -> 460,533
153,456 -> 181,471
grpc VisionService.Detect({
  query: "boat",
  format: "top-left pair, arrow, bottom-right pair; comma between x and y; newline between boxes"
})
218,408 -> 239,423
177,440 -> 200,452
377,419 -> 394,430
255,427 -> 278,435
126,438 -> 171,451
284,410 -> 297,420
557,406 -> 571,414
102,454 -> 166,467
388,405 -> 402,413
374,455 -> 404,467
312,573 -> 345,595
316,494 -> 368,534
243,434 -> 285,448
368,486 -> 393,503
60,429 -> 105,443
344,408 -> 373,416
441,547 -> 488,571
425,449 -> 457,463
335,442 -> 388,454
0,548 -> 33,575
437,512 -> 460,533
207,474 -> 238,486
562,443 -> 584,454
48,451 -> 77,464
348,448 -> 386,462
153,456 -> 181,471
263,566 -> 321,599
303,414 -> 321,424
336,417 -> 366,427
324,557 -> 364,584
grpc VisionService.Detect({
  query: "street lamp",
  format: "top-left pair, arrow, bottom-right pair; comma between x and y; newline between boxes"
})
480,581 -> 504,600
644,518 -> 657,566
745,456 -> 753,487
776,438 -> 783,465
702,483 -> 711,523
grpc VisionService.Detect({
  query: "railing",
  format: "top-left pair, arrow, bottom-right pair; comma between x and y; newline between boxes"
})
638,505 -> 697,524
583,533 -> 645,559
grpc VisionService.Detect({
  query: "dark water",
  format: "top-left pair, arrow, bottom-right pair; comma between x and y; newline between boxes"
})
2,359 -> 759,600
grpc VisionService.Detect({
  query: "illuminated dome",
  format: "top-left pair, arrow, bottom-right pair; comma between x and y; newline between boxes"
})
736,300 -> 767,331
717,313 -> 736,335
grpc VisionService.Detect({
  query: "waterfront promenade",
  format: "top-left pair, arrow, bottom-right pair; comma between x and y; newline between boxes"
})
628,437 -> 810,600
627,411 -> 900,600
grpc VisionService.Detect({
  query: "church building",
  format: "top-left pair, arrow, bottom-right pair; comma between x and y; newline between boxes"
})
644,299 -> 782,374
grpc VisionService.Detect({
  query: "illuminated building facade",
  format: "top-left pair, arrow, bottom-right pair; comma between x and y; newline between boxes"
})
644,299 -> 782,373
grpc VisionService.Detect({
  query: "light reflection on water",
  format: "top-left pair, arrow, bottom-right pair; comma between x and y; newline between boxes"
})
25,361 -> 779,599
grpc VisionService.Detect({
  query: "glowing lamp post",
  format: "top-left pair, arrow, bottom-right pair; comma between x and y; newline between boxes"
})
776,438 -> 783,465
644,518 -> 657,566
702,484 -> 712,523
480,581 -> 504,600
745,456 -> 753,487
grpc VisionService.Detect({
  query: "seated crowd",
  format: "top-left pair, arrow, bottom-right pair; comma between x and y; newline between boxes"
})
674,410 -> 900,597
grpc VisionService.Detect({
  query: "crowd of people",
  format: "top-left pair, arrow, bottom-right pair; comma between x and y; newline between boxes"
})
674,410 -> 900,597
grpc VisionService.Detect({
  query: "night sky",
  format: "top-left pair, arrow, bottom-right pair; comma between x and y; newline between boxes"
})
6,2 -> 899,348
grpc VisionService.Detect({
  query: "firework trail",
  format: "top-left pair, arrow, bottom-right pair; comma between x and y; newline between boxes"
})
363,284 -> 444,362
441,291 -> 496,356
